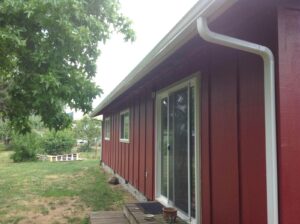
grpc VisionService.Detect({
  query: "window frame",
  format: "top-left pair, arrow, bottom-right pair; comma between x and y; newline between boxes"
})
119,109 -> 130,143
104,117 -> 111,141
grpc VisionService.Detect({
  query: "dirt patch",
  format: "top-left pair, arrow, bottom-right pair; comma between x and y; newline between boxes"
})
7,186 -> 135,223
5,197 -> 90,224
115,185 -> 137,204
45,174 -> 66,180
107,175 -> 138,211
45,172 -> 85,182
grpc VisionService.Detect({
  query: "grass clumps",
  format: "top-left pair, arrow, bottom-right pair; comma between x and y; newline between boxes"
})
0,150 -> 125,223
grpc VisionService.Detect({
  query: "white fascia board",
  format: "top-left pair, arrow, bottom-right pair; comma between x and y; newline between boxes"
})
91,0 -> 235,117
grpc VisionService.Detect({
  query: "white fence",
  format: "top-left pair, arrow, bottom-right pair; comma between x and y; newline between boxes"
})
47,153 -> 82,162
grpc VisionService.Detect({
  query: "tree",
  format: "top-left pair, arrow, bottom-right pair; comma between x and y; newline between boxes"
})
42,129 -> 75,155
0,119 -> 12,144
73,116 -> 101,149
0,0 -> 135,133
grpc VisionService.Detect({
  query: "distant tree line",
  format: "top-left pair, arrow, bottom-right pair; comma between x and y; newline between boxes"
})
0,116 -> 101,162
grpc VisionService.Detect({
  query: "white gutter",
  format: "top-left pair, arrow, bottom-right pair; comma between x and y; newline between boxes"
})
197,13 -> 278,224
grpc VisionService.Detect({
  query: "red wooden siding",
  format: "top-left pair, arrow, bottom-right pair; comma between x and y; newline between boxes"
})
102,91 -> 155,200
139,96 -> 146,194
209,47 -> 240,224
133,101 -> 140,187
238,52 -> 266,224
200,46 -> 267,224
277,5 -> 300,224
101,43 -> 270,224
145,95 -> 155,200
102,46 -> 268,223
100,1 -> 282,223
128,103 -> 134,184
199,2 -> 276,223
201,63 -> 212,224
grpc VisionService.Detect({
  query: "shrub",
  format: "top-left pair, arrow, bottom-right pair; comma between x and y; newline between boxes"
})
42,130 -> 75,155
78,143 -> 92,152
11,132 -> 42,162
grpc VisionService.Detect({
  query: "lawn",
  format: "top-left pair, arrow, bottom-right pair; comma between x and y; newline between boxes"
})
0,144 -> 129,224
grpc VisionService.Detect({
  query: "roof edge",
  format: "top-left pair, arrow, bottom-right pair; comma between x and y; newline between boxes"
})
91,0 -> 237,117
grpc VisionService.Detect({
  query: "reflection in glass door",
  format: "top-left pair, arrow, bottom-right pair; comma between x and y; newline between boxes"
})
157,79 -> 197,221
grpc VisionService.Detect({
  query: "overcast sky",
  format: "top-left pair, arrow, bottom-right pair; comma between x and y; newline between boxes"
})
72,0 -> 199,119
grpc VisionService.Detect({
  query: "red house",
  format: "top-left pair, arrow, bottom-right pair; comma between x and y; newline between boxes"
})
91,0 -> 300,223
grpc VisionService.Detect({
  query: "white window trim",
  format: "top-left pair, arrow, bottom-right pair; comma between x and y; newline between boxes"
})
104,117 -> 111,141
119,109 -> 130,143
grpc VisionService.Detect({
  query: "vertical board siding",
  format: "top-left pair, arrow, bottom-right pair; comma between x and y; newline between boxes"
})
101,91 -> 155,199
126,141 -> 129,181
139,95 -> 146,194
145,95 -> 155,200
134,102 -> 140,188
201,72 -> 212,224
114,114 -> 121,174
277,6 -> 300,224
102,44 -> 267,221
102,46 -> 267,223
113,115 -> 116,170
102,121 -> 106,163
110,115 -> 113,170
121,135 -> 124,178
201,46 -> 267,224
101,10 -> 272,222
129,104 -> 134,184
238,52 -> 267,224
210,47 -> 240,224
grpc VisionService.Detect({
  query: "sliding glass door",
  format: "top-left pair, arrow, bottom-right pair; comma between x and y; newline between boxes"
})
157,78 -> 198,222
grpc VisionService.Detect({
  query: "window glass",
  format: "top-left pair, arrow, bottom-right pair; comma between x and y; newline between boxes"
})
104,117 -> 110,140
120,110 -> 130,142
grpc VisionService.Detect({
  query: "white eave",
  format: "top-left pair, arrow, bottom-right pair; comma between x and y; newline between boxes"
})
91,0 -> 236,117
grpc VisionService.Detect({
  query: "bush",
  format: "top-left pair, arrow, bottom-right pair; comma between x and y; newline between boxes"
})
11,132 -> 42,162
78,143 -> 92,152
42,130 -> 75,155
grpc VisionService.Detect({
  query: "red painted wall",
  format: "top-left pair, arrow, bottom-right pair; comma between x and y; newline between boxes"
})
102,90 -> 155,200
100,1 -> 282,224
102,48 -> 268,224
201,46 -> 267,224
277,5 -> 300,224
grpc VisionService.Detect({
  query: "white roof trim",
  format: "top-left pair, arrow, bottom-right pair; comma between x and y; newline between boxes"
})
91,0 -> 236,116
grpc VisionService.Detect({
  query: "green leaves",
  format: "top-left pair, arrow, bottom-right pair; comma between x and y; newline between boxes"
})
0,0 -> 135,132
42,129 -> 75,155
73,116 -> 101,147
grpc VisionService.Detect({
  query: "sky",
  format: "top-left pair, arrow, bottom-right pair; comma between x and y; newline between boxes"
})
71,0 -> 199,119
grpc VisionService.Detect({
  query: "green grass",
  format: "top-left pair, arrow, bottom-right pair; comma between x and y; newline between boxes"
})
0,144 -> 124,224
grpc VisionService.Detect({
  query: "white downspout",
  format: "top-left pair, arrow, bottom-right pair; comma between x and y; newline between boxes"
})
197,17 -> 278,224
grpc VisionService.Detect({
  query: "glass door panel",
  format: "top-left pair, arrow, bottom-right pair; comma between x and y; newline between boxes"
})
160,97 -> 168,198
190,87 -> 196,218
157,80 -> 197,221
170,87 -> 189,214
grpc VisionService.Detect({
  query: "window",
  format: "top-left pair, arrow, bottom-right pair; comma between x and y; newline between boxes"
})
104,117 -> 110,140
120,110 -> 130,142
